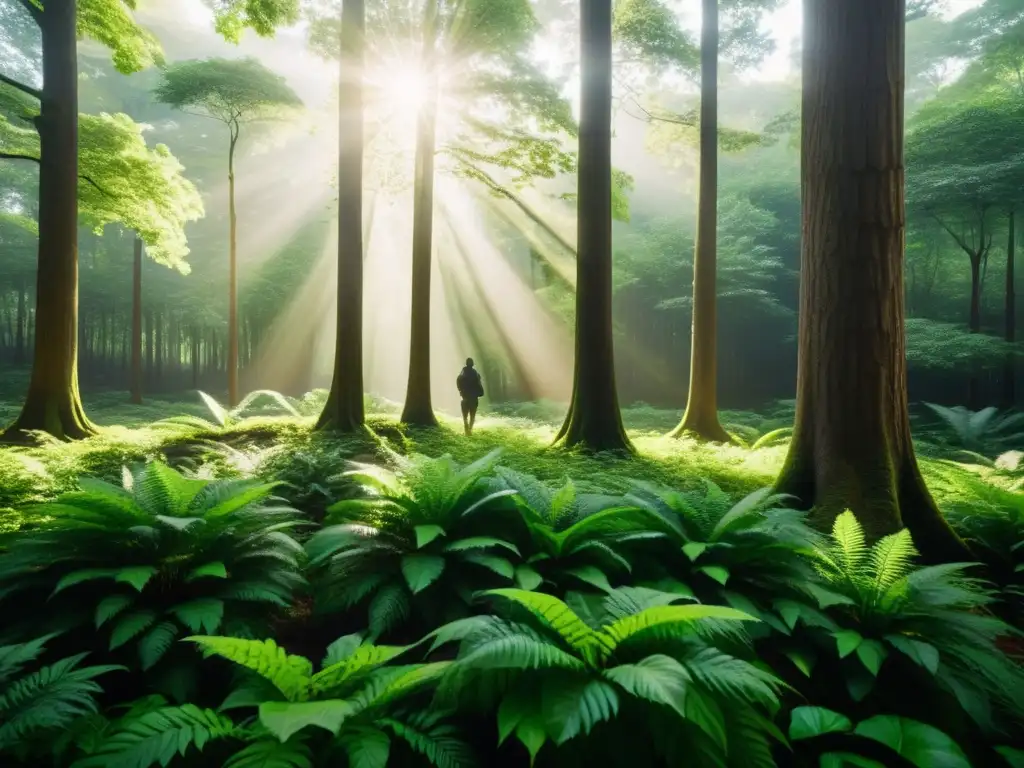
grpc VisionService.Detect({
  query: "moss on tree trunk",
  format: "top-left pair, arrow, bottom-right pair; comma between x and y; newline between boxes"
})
3,0 -> 97,443
554,0 -> 632,453
774,0 -> 971,564
318,0 -> 366,432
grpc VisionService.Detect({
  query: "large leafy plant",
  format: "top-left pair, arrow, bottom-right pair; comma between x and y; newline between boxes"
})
306,450 -> 523,640
0,462 -> 306,694
784,511 -> 1024,738
76,635 -> 473,768
494,467 -> 657,596
0,634 -> 122,761
428,588 -> 784,767
921,403 -> 1024,460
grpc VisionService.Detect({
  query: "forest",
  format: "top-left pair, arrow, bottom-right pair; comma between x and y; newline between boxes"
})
0,0 -> 1022,766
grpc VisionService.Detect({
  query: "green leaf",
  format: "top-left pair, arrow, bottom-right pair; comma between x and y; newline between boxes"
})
484,589 -> 597,655
775,600 -> 804,630
514,566 -> 544,591
444,536 -> 521,556
95,594 -> 135,628
601,604 -> 757,653
820,754 -> 887,768
109,610 -> 158,650
172,599 -> 225,634
53,568 -> 117,595
683,687 -> 727,751
341,726 -> 391,768
414,525 -> 446,549
854,716 -> 972,768
259,700 -> 353,742
603,654 -> 690,718
224,739 -> 313,768
885,635 -> 939,675
804,582 -> 857,608
697,565 -> 730,585
187,562 -> 228,581
114,566 -> 159,592
682,541 -> 708,561
139,622 -> 180,670
996,747 -> 1024,768
784,649 -> 815,677
323,634 -> 363,668
833,629 -> 863,658
788,706 -> 853,741
855,639 -> 888,676
515,718 -> 547,765
564,566 -> 613,592
188,636 -> 312,702
461,552 -> 515,579
400,554 -> 446,594
543,676 -> 619,744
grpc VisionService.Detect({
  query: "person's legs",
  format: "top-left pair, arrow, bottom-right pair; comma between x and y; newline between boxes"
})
468,399 -> 478,435
460,399 -> 470,435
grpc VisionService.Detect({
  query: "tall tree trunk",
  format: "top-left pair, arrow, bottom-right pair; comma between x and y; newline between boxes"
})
4,0 -> 96,442
318,0 -> 366,431
1005,209 -> 1016,408
14,277 -> 26,364
154,309 -> 163,387
227,124 -> 240,406
967,252 -> 983,407
554,0 -> 631,452
130,236 -> 143,404
671,0 -> 730,443
400,2 -> 440,427
774,0 -> 969,563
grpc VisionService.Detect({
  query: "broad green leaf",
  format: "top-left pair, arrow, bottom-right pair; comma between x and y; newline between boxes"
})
682,541 -> 708,561
833,629 -> 863,658
516,718 -> 547,766
53,568 -> 118,595
460,552 -> 515,579
400,554 -> 446,594
188,636 -> 313,702
311,645 -> 411,695
114,566 -> 158,592
600,604 -> 757,653
885,635 -> 939,675
697,565 -> 730,585
186,562 -> 228,581
784,649 -> 815,677
341,726 -> 391,768
259,700 -> 353,741
996,746 -> 1024,768
854,716 -> 972,768
564,565 -> 613,592
497,685 -> 535,745
414,525 -> 446,549
684,686 -> 727,750
804,582 -> 857,609
109,610 -> 158,650
95,594 -> 135,628
514,566 -> 544,591
484,589 -> 597,655
223,739 -> 314,768
172,598 -> 225,634
323,634 -> 363,667
788,706 -> 852,740
543,676 -> 619,744
855,639 -> 888,676
603,654 -> 690,718
444,536 -> 521,556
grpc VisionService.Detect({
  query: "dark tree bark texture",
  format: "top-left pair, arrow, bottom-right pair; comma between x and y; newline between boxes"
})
775,0 -> 970,563
317,0 -> 366,432
554,0 -> 632,453
671,0 -> 731,444
3,0 -> 97,442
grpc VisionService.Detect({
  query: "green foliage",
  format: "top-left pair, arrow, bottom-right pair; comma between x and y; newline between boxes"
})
155,57 -> 303,126
206,0 -> 302,42
921,403 -> 1024,457
0,634 -> 123,758
430,587 -> 781,765
0,461 -> 306,689
76,0 -> 164,75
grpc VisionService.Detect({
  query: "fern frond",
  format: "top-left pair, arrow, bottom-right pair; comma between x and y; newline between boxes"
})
187,637 -> 312,702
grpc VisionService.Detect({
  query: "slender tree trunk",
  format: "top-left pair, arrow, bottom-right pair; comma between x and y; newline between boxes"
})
4,0 -> 96,442
191,327 -> 199,389
671,0 -> 730,443
968,253 -> 983,407
154,309 -> 163,388
14,278 -> 26,364
400,3 -> 440,427
554,0 -> 631,452
318,0 -> 366,431
774,0 -> 970,563
1006,209 -> 1016,408
130,236 -> 143,403
227,125 -> 240,407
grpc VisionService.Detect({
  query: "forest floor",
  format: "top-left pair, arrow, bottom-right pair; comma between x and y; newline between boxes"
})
0,389 -> 1015,534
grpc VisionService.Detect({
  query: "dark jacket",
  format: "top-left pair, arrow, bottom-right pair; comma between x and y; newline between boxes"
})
457,367 -> 484,399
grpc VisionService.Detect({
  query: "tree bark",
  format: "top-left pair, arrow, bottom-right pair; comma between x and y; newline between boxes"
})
554,0 -> 632,452
400,1 -> 440,428
318,0 -> 367,432
671,0 -> 731,443
3,0 -> 97,442
774,0 -> 970,563
130,236 -> 143,404
1006,208 -> 1016,408
14,277 -> 26,364
227,124 -> 240,407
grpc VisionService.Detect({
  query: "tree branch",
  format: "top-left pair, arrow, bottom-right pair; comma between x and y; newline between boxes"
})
0,152 -> 111,196
930,212 -> 980,258
0,71 -> 41,101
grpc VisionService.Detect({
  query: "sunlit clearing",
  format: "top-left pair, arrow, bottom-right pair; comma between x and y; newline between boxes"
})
367,58 -> 432,117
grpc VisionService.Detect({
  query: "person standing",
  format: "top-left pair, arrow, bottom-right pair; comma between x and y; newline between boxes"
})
456,357 -> 484,435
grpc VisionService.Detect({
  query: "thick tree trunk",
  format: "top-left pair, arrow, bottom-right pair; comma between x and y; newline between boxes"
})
554,0 -> 631,452
1005,209 -> 1016,408
671,0 -> 731,443
318,0 -> 366,432
3,0 -> 97,442
400,7 -> 440,428
227,128 -> 240,407
774,0 -> 970,563
130,236 -> 143,404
